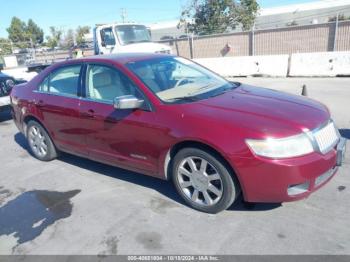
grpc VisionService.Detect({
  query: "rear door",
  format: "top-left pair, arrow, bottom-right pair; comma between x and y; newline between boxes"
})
34,64 -> 87,156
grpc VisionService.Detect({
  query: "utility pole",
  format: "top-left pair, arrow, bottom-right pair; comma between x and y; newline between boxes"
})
121,8 -> 127,23
251,22 -> 256,56
333,12 -> 339,52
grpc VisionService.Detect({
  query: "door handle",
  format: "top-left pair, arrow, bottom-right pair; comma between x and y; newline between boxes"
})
35,100 -> 45,107
81,109 -> 95,118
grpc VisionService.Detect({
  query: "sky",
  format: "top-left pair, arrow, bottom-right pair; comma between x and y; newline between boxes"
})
0,0 -> 319,38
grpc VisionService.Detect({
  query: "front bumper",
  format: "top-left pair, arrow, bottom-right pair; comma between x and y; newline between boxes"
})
336,137 -> 347,166
231,137 -> 347,203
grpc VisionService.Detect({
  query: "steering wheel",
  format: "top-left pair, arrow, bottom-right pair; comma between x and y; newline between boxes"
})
174,78 -> 188,89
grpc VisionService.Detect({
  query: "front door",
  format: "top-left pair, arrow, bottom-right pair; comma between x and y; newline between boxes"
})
99,27 -> 116,54
78,64 -> 162,175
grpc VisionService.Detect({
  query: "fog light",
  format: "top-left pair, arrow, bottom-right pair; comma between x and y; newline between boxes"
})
315,167 -> 337,187
287,181 -> 310,196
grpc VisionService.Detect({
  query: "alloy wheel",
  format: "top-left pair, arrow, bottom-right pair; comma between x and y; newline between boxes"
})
177,156 -> 223,206
28,126 -> 48,157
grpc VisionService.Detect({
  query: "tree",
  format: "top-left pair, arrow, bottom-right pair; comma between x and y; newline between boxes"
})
328,14 -> 350,22
76,26 -> 90,45
0,38 -> 12,56
235,0 -> 260,31
62,29 -> 75,49
6,17 -> 44,48
46,27 -> 62,49
27,19 -> 44,45
180,0 -> 259,35
6,17 -> 28,48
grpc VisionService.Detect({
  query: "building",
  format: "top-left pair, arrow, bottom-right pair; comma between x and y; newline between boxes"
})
149,20 -> 186,41
149,0 -> 350,40
256,0 -> 350,30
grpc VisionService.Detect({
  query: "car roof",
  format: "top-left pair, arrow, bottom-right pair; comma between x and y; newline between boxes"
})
75,53 -> 174,65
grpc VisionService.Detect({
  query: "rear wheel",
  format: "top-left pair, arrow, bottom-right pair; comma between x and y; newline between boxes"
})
26,120 -> 58,161
172,147 -> 239,213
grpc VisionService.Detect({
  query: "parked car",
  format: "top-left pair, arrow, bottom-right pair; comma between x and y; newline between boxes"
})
10,54 -> 347,213
160,36 -> 174,41
0,70 -> 26,111
178,35 -> 189,39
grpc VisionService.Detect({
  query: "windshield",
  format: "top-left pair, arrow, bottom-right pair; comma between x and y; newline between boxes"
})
127,57 -> 237,103
115,25 -> 151,45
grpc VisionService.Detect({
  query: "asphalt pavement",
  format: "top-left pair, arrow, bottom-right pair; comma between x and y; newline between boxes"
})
0,77 -> 349,255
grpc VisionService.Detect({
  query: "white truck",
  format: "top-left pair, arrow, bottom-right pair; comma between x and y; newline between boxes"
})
94,23 -> 172,55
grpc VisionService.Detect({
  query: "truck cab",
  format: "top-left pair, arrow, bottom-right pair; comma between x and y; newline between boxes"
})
94,23 -> 172,55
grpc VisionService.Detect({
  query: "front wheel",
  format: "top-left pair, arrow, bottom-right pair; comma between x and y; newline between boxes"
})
26,120 -> 58,161
172,147 -> 239,213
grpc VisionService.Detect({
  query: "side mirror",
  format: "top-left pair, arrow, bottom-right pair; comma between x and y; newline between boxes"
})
113,95 -> 144,110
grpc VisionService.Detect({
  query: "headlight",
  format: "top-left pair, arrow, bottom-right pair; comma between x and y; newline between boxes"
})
246,133 -> 314,158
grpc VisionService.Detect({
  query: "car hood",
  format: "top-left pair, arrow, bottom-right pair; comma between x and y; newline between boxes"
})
0,72 -> 12,79
115,42 -> 171,53
183,84 -> 330,138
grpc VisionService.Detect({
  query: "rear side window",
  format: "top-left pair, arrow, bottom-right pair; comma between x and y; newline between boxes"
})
38,65 -> 81,96
39,77 -> 49,92
49,66 -> 81,96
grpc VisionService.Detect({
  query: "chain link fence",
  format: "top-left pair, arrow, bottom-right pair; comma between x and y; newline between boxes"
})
158,20 -> 350,59
2,20 -> 350,67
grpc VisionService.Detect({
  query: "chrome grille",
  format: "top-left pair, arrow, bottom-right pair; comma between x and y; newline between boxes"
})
313,122 -> 339,154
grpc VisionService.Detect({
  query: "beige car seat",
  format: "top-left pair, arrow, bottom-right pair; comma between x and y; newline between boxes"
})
90,69 -> 129,101
134,66 -> 162,93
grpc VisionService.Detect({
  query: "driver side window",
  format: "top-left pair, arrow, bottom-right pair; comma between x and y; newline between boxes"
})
86,65 -> 141,103
101,28 -> 116,46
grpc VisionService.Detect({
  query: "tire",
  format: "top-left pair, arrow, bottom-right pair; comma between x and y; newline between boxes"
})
172,147 -> 239,213
26,120 -> 58,161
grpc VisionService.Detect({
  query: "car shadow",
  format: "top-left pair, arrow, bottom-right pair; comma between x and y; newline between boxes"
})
339,129 -> 350,140
14,132 -> 281,213
14,132 -> 186,208
228,195 -> 281,211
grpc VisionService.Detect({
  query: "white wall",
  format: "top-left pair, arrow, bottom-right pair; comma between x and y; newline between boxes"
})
3,56 -> 18,68
289,51 -> 350,77
195,55 -> 289,77
2,51 -> 350,81
195,51 -> 350,77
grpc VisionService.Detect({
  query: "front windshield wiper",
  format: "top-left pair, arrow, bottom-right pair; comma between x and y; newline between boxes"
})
167,96 -> 200,102
208,83 -> 240,98
224,83 -> 240,91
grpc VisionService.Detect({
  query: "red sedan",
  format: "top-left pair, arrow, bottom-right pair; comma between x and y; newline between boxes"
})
10,54 -> 347,213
